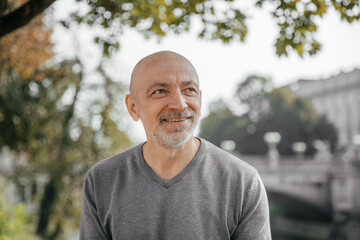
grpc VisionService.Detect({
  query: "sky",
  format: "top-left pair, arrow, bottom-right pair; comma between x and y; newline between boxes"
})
52,0 -> 360,142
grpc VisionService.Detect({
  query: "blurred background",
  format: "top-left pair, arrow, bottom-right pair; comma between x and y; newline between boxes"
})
0,0 -> 359,239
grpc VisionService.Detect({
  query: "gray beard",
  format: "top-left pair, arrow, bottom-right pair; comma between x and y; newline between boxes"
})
149,119 -> 197,148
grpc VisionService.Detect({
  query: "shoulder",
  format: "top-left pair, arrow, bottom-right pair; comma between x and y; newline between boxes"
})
87,143 -> 143,179
198,139 -> 268,224
199,138 -> 260,182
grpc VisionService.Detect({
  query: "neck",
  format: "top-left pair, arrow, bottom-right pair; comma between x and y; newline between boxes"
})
142,137 -> 200,180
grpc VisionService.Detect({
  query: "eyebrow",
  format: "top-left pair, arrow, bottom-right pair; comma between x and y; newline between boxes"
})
145,80 -> 200,95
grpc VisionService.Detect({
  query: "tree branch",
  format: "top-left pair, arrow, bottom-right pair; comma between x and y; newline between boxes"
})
0,0 -> 9,16
0,0 -> 56,38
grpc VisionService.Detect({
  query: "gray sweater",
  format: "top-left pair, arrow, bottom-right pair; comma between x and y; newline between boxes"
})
80,138 -> 271,239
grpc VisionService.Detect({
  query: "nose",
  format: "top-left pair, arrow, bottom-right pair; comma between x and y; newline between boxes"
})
168,90 -> 187,111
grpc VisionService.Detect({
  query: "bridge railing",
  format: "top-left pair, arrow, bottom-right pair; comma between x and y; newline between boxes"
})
239,155 -> 358,174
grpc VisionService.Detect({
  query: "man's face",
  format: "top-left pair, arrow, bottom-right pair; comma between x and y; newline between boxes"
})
126,54 -> 201,148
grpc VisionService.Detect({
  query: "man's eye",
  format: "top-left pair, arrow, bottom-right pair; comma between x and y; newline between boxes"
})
185,88 -> 197,94
153,89 -> 165,94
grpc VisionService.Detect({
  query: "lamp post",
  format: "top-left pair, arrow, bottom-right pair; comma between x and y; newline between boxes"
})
263,132 -> 281,170
220,140 -> 236,152
292,142 -> 307,160
353,134 -> 360,162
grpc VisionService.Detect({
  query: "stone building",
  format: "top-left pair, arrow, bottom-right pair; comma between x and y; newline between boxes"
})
288,69 -> 360,149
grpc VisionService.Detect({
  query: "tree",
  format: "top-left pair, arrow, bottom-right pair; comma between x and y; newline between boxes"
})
0,58 -> 132,239
1,0 -> 359,57
199,99 -> 248,147
199,76 -> 338,156
234,75 -> 274,122
0,7 -> 134,238
236,87 -> 337,155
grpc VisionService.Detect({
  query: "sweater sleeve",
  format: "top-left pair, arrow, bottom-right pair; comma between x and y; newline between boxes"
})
231,174 -> 272,240
80,170 -> 110,240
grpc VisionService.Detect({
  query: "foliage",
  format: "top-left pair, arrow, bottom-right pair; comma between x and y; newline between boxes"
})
68,0 -> 360,57
234,75 -> 273,122
0,59 -> 132,238
0,6 -> 133,238
0,192 -> 39,240
0,12 -> 53,79
257,0 -> 360,56
234,87 -> 337,155
199,99 -> 249,147
69,0 -> 247,56
1,48 -> 131,240
1,0 -> 359,57
199,76 -> 338,156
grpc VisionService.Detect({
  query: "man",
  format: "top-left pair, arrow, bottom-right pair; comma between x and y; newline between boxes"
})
80,51 -> 271,239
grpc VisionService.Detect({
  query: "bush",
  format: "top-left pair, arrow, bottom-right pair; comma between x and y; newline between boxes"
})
0,195 -> 39,240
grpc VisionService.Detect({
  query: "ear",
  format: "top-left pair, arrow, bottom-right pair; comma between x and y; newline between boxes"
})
125,94 -> 140,121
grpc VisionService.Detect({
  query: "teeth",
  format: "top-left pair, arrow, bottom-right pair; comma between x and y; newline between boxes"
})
164,118 -> 185,122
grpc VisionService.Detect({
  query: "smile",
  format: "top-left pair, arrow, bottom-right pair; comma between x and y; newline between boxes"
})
163,118 -> 187,122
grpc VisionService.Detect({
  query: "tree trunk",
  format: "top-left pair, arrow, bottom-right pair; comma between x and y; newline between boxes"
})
49,221 -> 62,240
36,176 -> 61,238
36,65 -> 82,239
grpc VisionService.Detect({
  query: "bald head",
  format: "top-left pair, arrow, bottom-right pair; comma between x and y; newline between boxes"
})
129,51 -> 199,95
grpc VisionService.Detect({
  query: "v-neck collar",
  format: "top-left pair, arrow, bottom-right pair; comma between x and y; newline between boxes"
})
136,138 -> 204,189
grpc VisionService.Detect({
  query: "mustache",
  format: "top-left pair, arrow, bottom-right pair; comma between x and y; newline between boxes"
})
158,109 -> 196,119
